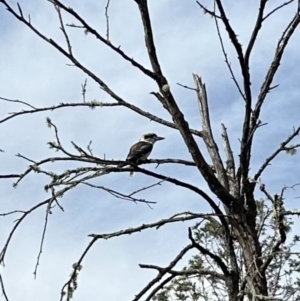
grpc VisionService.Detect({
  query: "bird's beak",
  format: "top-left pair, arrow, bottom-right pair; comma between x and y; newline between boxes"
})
156,136 -> 165,141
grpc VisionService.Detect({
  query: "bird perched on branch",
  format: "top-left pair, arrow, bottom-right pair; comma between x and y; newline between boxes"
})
120,133 -> 164,176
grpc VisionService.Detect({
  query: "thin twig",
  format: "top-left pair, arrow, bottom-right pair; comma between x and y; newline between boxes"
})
54,4 -> 73,56
176,82 -> 197,91
196,1 -> 221,18
263,0 -> 295,21
0,210 -> 26,216
188,228 -> 230,277
60,238 -> 97,301
254,126 -> 300,180
213,9 -> 245,100
104,0 -> 110,42
0,101 -> 119,124
132,244 -> 194,301
81,182 -> 156,206
90,212 -> 218,239
251,14 -> 300,132
0,274 -> 9,301
129,180 -> 165,197
33,196 -> 56,278
81,79 -> 87,103
49,0 -> 157,80
0,96 -> 37,109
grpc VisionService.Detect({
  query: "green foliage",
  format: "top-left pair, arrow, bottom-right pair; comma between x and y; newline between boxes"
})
150,197 -> 300,301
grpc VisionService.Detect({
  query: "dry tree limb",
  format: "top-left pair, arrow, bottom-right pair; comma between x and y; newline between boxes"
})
0,274 -> 9,301
133,244 -> 193,301
0,1 -> 203,138
133,0 -> 163,77
263,0 -> 295,21
212,3 -> 245,100
81,79 -> 87,103
104,0 -> 111,42
176,82 -> 197,91
89,212 -> 221,239
214,0 -> 252,196
221,123 -> 238,197
196,1 -> 221,18
0,101 -> 119,124
54,4 -> 73,56
49,0 -> 157,80
214,0 -> 252,102
188,228 -> 230,277
60,238 -> 97,301
254,126 -> 300,181
0,192 -> 64,265
193,74 -> 228,189
33,202 -> 51,279
0,96 -> 37,109
244,0 -> 268,69
141,275 -> 175,301
139,264 -> 225,280
251,13 -> 300,130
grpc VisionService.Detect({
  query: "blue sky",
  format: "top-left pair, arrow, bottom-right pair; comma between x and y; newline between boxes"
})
0,0 -> 300,300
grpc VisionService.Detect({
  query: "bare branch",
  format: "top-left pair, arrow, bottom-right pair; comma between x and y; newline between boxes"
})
176,82 -> 197,91
133,244 -> 193,301
263,0 -> 295,21
33,202 -> 52,278
251,13 -> 300,131
54,4 -> 73,56
254,126 -> 300,181
221,123 -> 238,197
60,238 -> 97,301
193,74 -> 228,189
0,183 -> 77,265
104,0 -> 110,42
0,98 -> 203,137
89,212 -> 218,239
259,183 -> 274,203
0,210 -> 26,217
0,198 -> 49,265
244,0 -> 268,69
213,4 -> 245,100
133,0 -> 163,76
49,0 -> 157,80
81,182 -> 156,206
0,174 -> 20,179
0,100 -> 119,124
0,274 -> 9,301
0,96 -> 37,109
214,0 -> 252,102
196,1 -> 221,18
188,228 -> 230,277
129,180 -> 165,197
80,79 -> 87,103
214,0 -> 253,193
139,263 -> 226,280
142,275 -> 175,301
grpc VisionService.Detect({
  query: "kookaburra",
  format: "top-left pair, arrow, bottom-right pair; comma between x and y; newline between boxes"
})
120,133 -> 164,176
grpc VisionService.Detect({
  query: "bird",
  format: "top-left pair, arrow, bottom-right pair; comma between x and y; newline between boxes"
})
120,133 -> 164,176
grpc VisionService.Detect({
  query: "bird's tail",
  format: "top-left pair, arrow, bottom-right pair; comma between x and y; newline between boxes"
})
118,162 -> 127,168
119,161 -> 135,176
